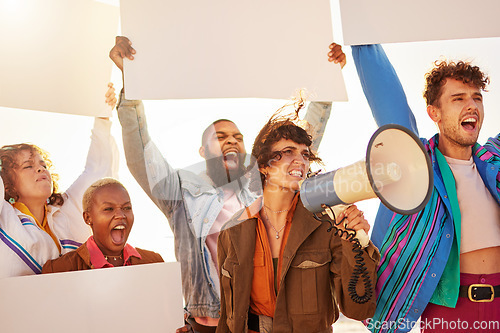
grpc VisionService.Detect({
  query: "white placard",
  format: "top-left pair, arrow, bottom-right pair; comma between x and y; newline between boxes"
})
120,0 -> 347,102
339,0 -> 500,45
0,0 -> 119,117
0,262 -> 184,333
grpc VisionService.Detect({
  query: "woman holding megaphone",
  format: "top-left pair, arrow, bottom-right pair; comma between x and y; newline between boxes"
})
216,94 -> 380,333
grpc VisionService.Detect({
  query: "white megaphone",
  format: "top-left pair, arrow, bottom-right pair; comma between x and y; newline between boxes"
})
300,124 -> 433,248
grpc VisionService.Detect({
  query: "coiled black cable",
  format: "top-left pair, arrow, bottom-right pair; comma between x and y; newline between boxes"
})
313,204 -> 373,304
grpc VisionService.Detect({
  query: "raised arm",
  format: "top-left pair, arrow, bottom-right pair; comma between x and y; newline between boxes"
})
303,43 -> 349,152
304,102 -> 331,152
351,44 -> 419,136
63,83 -> 119,208
56,116 -> 119,249
111,36 -> 183,216
117,95 -> 182,207
63,117 -> 119,210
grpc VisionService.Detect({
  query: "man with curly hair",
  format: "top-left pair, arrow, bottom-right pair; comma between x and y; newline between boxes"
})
340,44 -> 500,332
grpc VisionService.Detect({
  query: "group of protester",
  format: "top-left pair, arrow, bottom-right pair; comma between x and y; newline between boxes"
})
0,32 -> 498,333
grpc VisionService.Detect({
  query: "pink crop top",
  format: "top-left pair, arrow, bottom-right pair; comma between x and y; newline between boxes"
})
445,156 -> 500,254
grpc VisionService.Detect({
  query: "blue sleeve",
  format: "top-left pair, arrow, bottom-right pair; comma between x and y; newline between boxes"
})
351,44 -> 419,136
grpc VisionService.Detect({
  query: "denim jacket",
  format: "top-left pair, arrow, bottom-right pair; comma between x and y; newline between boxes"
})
117,95 -> 331,318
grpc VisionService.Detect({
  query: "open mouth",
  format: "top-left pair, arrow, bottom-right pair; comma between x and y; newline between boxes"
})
223,151 -> 239,168
110,224 -> 126,245
461,117 -> 477,131
288,170 -> 304,178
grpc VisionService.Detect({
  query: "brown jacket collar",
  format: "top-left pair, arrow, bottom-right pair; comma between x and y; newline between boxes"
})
224,198 -> 323,284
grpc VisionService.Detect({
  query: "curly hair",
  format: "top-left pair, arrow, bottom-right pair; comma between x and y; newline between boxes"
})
423,59 -> 489,107
0,143 -> 64,205
249,93 -> 322,190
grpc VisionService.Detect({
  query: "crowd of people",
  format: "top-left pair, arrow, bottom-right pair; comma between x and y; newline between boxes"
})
1,15 -> 499,333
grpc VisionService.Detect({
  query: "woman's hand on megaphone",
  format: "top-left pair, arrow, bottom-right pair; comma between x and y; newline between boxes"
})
337,205 -> 370,235
337,205 -> 370,248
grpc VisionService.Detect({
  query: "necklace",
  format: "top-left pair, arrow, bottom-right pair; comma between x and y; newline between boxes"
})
263,204 -> 289,214
263,206 -> 286,239
104,254 -> 123,261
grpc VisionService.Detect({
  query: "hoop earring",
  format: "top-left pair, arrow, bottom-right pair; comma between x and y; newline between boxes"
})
8,198 -> 15,204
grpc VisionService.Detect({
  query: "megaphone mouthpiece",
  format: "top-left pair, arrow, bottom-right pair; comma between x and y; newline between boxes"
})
377,162 -> 402,183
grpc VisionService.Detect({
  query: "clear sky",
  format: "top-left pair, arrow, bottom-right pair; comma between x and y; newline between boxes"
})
1,2 -> 499,261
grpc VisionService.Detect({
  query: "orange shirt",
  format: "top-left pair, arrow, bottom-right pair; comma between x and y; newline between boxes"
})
249,194 -> 299,318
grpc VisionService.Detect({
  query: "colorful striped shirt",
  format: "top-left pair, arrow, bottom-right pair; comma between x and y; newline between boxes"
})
352,44 -> 500,333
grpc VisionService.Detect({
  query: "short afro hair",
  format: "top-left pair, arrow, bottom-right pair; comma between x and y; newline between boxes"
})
82,178 -> 127,212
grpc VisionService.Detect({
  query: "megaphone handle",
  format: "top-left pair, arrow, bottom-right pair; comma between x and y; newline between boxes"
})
312,204 -> 373,304
323,204 -> 369,248
356,230 -> 369,249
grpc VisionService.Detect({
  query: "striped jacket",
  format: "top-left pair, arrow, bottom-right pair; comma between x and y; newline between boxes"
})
352,44 -> 500,333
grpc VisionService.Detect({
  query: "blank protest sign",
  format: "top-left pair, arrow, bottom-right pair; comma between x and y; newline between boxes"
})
120,0 -> 347,102
339,0 -> 500,45
0,262 -> 183,333
0,0 -> 119,117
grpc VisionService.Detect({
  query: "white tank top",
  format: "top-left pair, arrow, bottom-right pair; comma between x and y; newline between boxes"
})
445,156 -> 500,254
